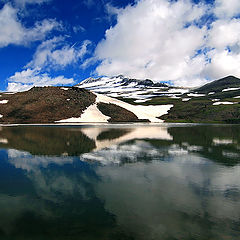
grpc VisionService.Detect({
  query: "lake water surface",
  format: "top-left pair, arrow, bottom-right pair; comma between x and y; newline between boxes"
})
0,124 -> 240,240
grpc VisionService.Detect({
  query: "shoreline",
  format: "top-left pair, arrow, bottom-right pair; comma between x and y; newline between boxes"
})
0,122 -> 238,127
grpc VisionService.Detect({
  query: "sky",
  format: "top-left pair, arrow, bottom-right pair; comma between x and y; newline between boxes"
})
0,0 -> 240,91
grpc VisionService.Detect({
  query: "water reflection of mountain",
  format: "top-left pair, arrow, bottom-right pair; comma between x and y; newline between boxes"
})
0,126 -> 96,156
0,125 -> 239,166
167,125 -> 240,166
81,125 -> 240,166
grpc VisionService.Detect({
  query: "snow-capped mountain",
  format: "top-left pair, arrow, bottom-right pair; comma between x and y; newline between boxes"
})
0,76 -> 239,124
75,75 -> 189,102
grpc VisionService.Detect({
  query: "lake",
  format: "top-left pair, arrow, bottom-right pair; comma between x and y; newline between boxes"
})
0,124 -> 239,240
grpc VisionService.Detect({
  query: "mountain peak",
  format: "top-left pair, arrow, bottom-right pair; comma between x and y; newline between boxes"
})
75,76 -> 186,100
196,75 -> 240,93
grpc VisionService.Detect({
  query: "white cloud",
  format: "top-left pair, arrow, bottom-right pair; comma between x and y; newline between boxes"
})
208,19 -> 240,49
214,0 -> 240,19
7,68 -> 75,92
92,0 -> 240,86
204,49 -> 240,79
27,37 -> 91,69
94,0 -> 208,86
205,17 -> 240,79
0,4 -> 60,48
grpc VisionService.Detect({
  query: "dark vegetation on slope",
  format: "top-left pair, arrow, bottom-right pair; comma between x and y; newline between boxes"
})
195,76 -> 240,93
161,98 -> 240,123
146,76 -> 240,123
97,102 -> 148,122
0,87 -> 96,123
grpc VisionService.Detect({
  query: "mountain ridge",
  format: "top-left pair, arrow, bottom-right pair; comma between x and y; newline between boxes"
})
0,75 -> 239,124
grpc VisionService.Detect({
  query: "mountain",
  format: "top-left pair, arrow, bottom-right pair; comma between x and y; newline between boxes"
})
75,75 -> 189,102
0,76 -> 240,124
195,76 -> 240,94
161,76 -> 240,123
0,86 -> 173,123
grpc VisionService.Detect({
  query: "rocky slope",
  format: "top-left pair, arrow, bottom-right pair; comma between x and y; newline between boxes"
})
0,87 -> 96,123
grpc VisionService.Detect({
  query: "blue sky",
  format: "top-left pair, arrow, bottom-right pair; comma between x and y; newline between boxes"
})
0,0 -> 240,91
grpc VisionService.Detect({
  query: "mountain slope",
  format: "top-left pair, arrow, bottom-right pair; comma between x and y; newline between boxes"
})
161,76 -> 240,123
195,76 -> 240,94
0,75 -> 240,124
75,75 -> 189,101
0,87 -> 96,123
0,86 -> 173,123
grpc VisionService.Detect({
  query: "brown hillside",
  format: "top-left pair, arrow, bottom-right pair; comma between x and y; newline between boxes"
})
0,87 -> 96,123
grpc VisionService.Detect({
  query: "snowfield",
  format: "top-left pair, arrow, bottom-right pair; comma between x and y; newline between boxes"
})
57,93 -> 173,123
0,100 -> 8,104
95,94 -> 173,123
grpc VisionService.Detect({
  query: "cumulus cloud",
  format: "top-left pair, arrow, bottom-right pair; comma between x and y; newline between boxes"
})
27,37 -> 91,69
0,4 -> 60,48
214,0 -> 240,19
205,17 -> 240,79
7,68 -> 75,92
93,0 -> 240,86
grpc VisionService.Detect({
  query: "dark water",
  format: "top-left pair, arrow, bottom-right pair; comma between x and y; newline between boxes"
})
0,124 -> 240,240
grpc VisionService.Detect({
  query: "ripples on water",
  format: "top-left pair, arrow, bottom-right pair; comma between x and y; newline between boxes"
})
0,124 -> 239,240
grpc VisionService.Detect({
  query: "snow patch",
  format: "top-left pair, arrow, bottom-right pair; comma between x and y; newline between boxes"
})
182,98 -> 191,102
213,102 -> 238,106
208,92 -> 215,95
170,95 -> 181,99
134,99 -> 150,103
56,104 -> 110,123
187,93 -> 205,97
0,114 -> 3,118
0,138 -> 8,144
0,100 -> 8,104
222,87 -> 240,92
233,96 -> 240,99
60,87 -> 69,91
3,92 -> 15,95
